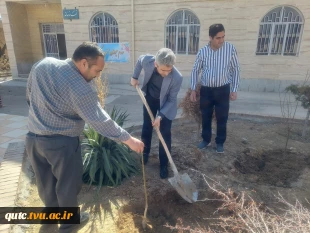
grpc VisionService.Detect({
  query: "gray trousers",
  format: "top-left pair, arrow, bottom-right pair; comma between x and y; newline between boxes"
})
26,132 -> 83,232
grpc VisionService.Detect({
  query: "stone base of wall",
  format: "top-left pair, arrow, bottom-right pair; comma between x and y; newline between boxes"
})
10,72 -> 306,93
106,74 -> 307,93
237,78 -> 306,92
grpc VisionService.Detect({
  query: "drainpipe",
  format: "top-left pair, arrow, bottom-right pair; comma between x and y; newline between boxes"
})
131,0 -> 135,71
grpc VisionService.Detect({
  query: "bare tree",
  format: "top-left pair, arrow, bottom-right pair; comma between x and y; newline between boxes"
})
279,84 -> 299,154
285,71 -> 310,139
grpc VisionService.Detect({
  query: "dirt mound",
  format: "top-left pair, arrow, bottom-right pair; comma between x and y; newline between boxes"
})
234,148 -> 310,187
172,145 -> 204,170
116,190 -> 179,233
116,188 -> 220,233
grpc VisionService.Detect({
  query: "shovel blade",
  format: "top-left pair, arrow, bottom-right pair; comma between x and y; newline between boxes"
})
168,173 -> 198,203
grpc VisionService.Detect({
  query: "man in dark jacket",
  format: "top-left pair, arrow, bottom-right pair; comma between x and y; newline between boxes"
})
131,48 -> 183,179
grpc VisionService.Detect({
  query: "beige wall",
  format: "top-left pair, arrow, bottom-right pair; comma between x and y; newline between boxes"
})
2,0 -> 310,91
0,1 -> 25,77
0,21 -> 7,56
134,0 -> 310,89
6,2 -> 33,75
238,0 -> 310,87
26,4 -> 63,62
61,0 -> 134,79
61,0 -> 310,91
1,0 -> 62,77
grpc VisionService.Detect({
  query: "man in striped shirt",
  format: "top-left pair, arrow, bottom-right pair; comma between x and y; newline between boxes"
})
190,24 -> 240,153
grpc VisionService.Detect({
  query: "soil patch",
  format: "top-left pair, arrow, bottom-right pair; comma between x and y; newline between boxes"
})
234,148 -> 308,187
15,114 -> 310,232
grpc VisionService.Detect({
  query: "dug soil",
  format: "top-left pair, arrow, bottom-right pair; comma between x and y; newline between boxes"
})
15,114 -> 310,233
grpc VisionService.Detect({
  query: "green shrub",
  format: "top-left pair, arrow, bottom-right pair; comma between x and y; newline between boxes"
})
82,106 -> 140,188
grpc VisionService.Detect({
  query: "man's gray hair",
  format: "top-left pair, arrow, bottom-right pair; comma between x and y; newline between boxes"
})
155,48 -> 176,66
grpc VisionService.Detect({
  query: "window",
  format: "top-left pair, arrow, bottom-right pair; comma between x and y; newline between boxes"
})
89,12 -> 119,43
166,9 -> 200,55
41,24 -> 67,60
256,6 -> 304,56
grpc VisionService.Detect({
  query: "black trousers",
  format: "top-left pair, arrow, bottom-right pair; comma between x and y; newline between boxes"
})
141,94 -> 172,167
200,84 -> 230,145
26,132 -> 83,232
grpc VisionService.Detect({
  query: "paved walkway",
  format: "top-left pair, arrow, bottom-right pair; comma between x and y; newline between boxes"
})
0,142 -> 25,233
0,78 -> 32,233
0,114 -> 28,158
0,78 -> 28,161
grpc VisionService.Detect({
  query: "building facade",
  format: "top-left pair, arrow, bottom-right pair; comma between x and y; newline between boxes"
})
0,0 -> 309,91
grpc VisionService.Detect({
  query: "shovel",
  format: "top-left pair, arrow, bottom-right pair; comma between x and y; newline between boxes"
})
136,86 -> 198,203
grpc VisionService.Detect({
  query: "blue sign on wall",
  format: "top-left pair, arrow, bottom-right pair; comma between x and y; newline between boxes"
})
98,43 -> 130,63
63,8 -> 79,20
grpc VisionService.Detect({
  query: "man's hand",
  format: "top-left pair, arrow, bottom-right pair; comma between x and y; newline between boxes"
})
152,116 -> 161,128
190,90 -> 197,102
123,136 -> 144,153
130,77 -> 139,87
230,92 -> 238,101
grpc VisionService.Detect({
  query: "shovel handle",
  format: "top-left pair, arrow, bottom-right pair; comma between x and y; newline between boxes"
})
136,86 -> 179,176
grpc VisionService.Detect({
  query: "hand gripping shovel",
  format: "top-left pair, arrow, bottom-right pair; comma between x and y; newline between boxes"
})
136,86 -> 198,203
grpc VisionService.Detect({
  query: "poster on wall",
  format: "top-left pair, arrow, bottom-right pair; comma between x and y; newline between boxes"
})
98,43 -> 130,63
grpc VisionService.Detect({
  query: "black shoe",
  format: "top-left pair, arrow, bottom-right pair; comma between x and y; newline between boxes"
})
141,153 -> 149,165
197,141 -> 211,149
160,165 -> 168,179
216,144 -> 224,153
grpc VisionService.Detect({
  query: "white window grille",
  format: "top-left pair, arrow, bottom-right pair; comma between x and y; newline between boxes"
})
256,6 -> 304,56
89,12 -> 119,43
166,9 -> 200,55
42,24 -> 64,34
42,23 -> 66,59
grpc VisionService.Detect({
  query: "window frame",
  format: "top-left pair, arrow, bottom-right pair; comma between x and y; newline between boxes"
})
255,5 -> 304,57
89,12 -> 119,43
165,9 -> 200,55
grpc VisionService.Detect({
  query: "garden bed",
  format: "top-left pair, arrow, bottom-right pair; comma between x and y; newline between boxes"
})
15,114 -> 310,233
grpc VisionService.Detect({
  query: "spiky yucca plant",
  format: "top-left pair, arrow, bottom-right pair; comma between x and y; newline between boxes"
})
82,106 -> 139,188
82,65 -> 139,188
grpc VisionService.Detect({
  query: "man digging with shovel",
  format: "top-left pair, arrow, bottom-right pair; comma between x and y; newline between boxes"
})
26,42 -> 144,233
131,48 -> 183,179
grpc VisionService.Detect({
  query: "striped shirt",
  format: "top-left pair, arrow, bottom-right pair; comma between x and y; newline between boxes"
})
191,42 -> 240,92
26,57 -> 130,141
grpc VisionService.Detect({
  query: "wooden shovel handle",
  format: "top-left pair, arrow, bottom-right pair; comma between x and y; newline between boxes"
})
136,86 -> 179,176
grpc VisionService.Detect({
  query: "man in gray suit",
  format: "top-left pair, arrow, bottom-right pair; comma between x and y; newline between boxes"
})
131,48 -> 183,179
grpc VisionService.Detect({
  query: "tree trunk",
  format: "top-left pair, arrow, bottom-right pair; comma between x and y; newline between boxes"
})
302,107 -> 310,138
284,123 -> 290,155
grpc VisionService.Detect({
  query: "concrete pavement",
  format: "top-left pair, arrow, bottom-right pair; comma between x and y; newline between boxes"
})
106,83 -> 309,129
0,78 -> 308,129
0,78 -> 308,153
0,78 -> 309,159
